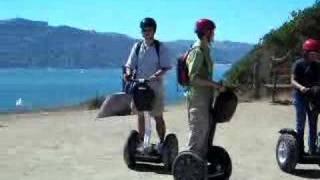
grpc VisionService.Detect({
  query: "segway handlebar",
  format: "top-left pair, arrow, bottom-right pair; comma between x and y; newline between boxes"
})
127,78 -> 158,84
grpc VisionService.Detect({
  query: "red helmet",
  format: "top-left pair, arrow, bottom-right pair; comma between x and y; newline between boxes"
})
303,39 -> 320,52
195,19 -> 216,34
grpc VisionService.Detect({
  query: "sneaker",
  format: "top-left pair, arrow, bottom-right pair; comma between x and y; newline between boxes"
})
136,141 -> 144,153
309,149 -> 320,156
156,142 -> 164,154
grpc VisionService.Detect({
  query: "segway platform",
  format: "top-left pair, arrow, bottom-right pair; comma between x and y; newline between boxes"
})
173,146 -> 232,180
123,79 -> 179,170
124,130 -> 179,169
173,90 -> 238,180
134,145 -> 162,163
300,154 -> 320,164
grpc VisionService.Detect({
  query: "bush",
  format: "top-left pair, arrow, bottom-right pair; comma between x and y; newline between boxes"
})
225,3 -> 320,90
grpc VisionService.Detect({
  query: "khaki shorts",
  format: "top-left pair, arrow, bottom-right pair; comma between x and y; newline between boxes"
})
150,86 -> 164,117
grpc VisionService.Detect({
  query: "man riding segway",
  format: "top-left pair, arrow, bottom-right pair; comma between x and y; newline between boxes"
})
123,17 -> 178,171
276,38 -> 320,173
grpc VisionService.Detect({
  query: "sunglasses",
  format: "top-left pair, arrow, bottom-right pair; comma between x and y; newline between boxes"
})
141,28 -> 154,33
309,51 -> 320,55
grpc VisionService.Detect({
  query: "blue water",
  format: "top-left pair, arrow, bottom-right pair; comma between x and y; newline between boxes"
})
0,64 -> 231,112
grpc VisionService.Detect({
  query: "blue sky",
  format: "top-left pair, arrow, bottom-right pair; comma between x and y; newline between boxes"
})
0,0 -> 316,43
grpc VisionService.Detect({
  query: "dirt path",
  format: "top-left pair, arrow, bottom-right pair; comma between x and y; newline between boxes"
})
0,102 -> 319,180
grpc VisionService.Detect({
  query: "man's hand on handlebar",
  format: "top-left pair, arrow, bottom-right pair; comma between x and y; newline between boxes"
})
124,73 -> 132,82
301,86 -> 310,94
148,74 -> 160,81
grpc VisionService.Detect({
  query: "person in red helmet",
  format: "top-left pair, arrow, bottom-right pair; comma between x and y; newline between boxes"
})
185,18 -> 225,158
291,38 -> 320,155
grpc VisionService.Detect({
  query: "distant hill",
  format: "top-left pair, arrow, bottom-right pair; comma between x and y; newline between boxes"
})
0,18 -> 252,68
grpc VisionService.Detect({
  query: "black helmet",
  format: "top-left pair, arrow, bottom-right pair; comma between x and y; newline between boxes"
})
140,17 -> 157,32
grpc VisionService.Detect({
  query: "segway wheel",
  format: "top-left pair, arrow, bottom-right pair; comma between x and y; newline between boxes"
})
276,134 -> 298,173
162,133 -> 179,170
172,151 -> 207,180
207,146 -> 232,180
123,130 -> 139,168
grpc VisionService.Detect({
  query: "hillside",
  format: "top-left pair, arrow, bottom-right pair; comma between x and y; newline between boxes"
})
225,2 -> 320,98
0,18 -> 252,68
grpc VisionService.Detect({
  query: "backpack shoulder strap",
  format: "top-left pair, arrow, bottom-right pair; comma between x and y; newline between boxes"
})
136,40 -> 160,58
186,47 -> 199,62
187,46 -> 208,69
135,41 -> 143,58
133,41 -> 143,73
154,40 -> 161,68
154,40 -> 160,58
135,40 -> 161,68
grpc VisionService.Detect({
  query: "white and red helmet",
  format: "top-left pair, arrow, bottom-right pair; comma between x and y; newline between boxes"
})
303,38 -> 320,52
195,19 -> 216,34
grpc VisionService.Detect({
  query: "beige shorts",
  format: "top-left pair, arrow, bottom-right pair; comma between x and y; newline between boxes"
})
150,86 -> 164,117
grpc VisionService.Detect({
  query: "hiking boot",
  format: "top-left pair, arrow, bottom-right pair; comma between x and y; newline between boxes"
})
155,142 -> 164,154
136,141 -> 144,153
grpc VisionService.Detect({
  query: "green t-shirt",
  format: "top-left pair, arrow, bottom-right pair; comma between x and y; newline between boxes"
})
186,41 -> 214,98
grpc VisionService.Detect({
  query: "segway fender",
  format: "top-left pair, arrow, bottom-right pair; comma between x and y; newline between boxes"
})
211,90 -> 238,123
279,128 -> 297,137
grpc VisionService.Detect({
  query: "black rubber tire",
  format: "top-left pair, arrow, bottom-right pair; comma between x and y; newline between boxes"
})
162,134 -> 179,171
207,146 -> 232,180
276,134 -> 298,173
123,130 -> 139,168
172,151 -> 207,180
